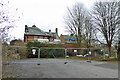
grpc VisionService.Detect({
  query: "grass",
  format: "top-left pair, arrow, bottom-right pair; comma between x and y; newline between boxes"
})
67,57 -> 119,62
24,56 -> 119,62
3,54 -> 119,62
2,74 -> 18,79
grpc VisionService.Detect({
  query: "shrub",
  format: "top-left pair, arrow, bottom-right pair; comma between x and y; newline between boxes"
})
67,51 -> 74,56
82,49 -> 89,56
26,41 -> 65,58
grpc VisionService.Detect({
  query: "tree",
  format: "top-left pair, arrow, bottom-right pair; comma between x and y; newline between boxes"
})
117,31 -> 120,60
92,2 -> 120,57
64,3 -> 85,47
10,39 -> 22,45
82,16 -> 93,48
117,40 -> 120,60
0,0 -> 20,42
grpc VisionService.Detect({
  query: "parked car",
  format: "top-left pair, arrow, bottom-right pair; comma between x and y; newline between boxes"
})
76,55 -> 83,57
66,55 -> 69,58
84,54 -> 89,57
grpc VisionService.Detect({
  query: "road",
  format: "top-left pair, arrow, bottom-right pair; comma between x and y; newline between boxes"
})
3,59 -> 118,78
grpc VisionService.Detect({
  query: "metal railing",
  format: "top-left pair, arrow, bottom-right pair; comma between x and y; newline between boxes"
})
4,45 -> 117,64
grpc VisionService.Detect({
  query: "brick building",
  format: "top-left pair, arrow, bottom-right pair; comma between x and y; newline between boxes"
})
24,25 -> 61,43
60,34 -> 81,55
60,34 -> 77,44
60,34 -> 94,55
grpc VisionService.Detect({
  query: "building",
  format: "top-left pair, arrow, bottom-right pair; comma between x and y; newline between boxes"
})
60,34 -> 81,55
60,34 -> 77,44
24,25 -> 61,43
60,34 -> 95,55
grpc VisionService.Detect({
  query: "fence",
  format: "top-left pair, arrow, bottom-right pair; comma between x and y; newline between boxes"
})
2,45 -> 118,64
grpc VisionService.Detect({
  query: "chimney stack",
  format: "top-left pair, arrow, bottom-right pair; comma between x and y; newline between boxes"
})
49,29 -> 51,33
25,25 -> 28,32
25,25 -> 28,28
55,28 -> 58,34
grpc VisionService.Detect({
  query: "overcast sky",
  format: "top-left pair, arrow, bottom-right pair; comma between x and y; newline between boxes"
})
8,0 -> 96,40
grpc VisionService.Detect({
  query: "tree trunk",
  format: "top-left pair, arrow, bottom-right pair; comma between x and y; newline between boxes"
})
117,41 -> 120,61
108,46 -> 112,57
78,26 -> 81,47
0,39 -> 2,56
76,35 -> 81,47
117,47 -> 120,61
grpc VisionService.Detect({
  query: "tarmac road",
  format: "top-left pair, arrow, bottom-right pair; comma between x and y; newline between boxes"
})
4,59 -> 118,78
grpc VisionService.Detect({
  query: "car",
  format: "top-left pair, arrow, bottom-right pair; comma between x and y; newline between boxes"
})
76,55 -> 83,57
84,54 -> 88,57
66,55 -> 69,58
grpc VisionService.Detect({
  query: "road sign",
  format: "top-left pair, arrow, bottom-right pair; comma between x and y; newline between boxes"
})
32,49 -> 36,55
89,51 -> 91,55
74,50 -> 77,53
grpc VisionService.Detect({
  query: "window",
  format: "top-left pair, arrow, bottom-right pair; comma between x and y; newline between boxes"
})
39,36 -> 43,39
34,36 -> 38,40
45,37 -> 48,39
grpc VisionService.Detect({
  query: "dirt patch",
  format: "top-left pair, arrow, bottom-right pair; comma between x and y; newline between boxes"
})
2,63 -> 19,79
2,56 -> 20,79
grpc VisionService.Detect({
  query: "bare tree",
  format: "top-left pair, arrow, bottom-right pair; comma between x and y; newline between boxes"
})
0,0 -> 20,42
92,1 -> 120,57
82,16 -> 93,48
64,3 -> 86,47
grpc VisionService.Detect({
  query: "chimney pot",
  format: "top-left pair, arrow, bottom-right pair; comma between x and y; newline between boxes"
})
49,29 -> 51,33
32,25 -> 36,27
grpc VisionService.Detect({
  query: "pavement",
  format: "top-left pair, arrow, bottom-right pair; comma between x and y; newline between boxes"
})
2,58 -> 118,78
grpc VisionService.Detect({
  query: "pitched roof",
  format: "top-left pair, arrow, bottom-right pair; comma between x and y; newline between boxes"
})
24,26 -> 59,39
47,32 -> 59,39
61,35 -> 77,43
25,27 -> 48,35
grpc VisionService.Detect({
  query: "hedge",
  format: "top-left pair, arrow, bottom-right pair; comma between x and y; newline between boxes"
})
26,41 -> 65,58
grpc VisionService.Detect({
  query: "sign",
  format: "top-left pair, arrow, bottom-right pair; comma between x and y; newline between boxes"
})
74,50 -> 77,53
89,51 -> 91,55
105,54 -> 109,56
32,49 -> 36,55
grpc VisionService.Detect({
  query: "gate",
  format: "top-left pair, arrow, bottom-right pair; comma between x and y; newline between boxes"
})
3,45 -> 117,65
3,45 -> 98,64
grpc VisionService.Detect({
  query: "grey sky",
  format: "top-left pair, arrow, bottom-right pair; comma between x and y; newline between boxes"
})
9,0 -> 95,40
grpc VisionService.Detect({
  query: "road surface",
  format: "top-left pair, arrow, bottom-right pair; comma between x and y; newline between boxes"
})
3,59 -> 118,78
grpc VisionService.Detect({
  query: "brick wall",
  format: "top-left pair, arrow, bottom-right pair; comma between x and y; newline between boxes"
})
60,35 -> 66,43
24,35 -> 51,43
